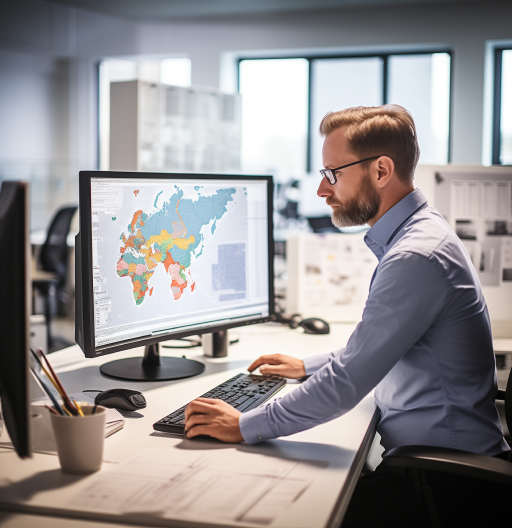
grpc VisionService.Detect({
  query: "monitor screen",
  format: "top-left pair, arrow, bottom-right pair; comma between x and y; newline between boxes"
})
76,172 -> 274,359
0,181 -> 31,458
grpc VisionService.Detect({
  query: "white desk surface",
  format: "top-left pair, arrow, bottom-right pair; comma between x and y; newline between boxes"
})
0,323 -> 378,528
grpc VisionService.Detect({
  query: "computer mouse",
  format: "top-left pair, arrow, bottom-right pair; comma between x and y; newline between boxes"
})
95,388 -> 146,412
299,318 -> 330,335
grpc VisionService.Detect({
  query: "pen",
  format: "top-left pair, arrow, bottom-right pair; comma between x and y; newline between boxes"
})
30,349 -> 78,416
39,348 -> 75,406
29,367 -> 65,416
40,363 -> 64,397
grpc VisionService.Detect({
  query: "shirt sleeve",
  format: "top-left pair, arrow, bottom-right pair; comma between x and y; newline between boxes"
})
303,350 -> 341,376
239,251 -> 448,444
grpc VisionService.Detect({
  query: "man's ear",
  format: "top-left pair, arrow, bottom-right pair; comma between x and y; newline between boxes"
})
374,156 -> 395,188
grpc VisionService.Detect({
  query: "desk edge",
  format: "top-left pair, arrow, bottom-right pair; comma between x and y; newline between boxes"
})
326,405 -> 380,528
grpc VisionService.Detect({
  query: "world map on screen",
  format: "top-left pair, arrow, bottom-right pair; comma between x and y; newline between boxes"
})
116,187 -> 235,305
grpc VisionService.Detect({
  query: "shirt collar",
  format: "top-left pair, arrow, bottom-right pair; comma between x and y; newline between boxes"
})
365,188 -> 428,252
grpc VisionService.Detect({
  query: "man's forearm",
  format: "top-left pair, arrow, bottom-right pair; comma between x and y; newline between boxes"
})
241,252 -> 448,443
303,350 -> 342,376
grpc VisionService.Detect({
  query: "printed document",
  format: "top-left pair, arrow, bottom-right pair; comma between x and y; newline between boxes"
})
70,447 -> 326,525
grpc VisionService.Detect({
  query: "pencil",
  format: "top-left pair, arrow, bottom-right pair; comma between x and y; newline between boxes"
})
29,367 -> 65,416
30,349 -> 62,397
41,364 -> 64,396
74,399 -> 85,417
32,348 -> 78,415
38,348 -> 69,399
30,349 -> 78,415
44,404 -> 59,415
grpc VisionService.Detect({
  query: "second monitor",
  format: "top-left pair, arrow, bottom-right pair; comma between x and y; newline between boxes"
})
76,172 -> 274,381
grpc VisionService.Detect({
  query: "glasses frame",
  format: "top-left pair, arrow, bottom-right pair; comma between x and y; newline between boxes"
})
319,155 -> 384,185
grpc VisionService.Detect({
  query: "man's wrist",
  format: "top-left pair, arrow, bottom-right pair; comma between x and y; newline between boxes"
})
239,406 -> 276,444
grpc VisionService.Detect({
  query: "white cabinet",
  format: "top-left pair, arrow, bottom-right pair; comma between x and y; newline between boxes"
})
110,80 -> 241,173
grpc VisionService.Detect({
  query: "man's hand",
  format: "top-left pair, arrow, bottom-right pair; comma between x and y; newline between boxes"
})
248,354 -> 306,379
184,398 -> 244,442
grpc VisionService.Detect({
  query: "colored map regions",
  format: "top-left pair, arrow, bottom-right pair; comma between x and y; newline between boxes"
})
117,188 -> 236,305
117,253 -> 154,305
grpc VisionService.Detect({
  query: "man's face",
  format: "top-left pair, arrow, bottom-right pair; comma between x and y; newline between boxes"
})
318,127 -> 381,228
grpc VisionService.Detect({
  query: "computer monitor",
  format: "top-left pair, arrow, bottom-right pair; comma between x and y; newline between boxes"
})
76,171 -> 274,381
0,181 -> 31,458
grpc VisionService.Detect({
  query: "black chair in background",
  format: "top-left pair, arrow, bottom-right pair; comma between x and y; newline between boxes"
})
32,205 -> 77,352
306,216 -> 339,233
381,366 -> 512,527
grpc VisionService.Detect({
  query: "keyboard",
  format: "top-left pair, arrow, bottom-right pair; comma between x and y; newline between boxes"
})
153,373 -> 286,435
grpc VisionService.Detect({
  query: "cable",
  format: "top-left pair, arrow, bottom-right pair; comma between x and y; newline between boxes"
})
162,336 -> 240,348
161,337 -> 202,349
273,295 -> 302,328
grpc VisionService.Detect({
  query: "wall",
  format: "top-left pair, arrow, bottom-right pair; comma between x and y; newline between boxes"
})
1,0 -> 511,226
136,1 -> 512,165
0,1 -> 140,227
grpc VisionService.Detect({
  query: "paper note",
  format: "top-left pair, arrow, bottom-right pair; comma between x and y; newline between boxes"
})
447,179 -> 512,287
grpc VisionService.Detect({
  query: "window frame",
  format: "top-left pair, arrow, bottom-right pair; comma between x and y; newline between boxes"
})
237,49 -> 453,172
492,47 -> 512,166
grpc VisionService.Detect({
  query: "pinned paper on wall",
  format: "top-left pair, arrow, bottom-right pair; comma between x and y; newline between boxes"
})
436,175 -> 512,287
286,233 -> 377,320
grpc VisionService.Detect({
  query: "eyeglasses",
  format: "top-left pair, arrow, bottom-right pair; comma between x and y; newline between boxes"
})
319,155 -> 384,185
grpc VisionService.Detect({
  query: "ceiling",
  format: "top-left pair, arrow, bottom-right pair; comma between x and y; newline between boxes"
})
46,0 -> 495,21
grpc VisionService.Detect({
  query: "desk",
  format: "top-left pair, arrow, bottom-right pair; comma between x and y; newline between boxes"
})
0,323 -> 378,528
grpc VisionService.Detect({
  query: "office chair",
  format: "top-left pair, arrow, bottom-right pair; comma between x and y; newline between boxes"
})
381,366 -> 512,527
306,216 -> 339,233
32,205 -> 77,352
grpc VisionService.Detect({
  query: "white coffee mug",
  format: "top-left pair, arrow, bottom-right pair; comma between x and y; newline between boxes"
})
50,405 -> 107,474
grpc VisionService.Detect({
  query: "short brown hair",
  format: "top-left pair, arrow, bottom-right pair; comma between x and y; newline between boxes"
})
319,104 -> 420,184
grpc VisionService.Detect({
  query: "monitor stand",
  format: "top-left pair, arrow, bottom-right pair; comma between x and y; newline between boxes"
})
99,343 -> 205,381
202,330 -> 229,358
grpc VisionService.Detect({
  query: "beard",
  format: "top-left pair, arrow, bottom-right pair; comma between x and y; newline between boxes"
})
327,171 -> 381,228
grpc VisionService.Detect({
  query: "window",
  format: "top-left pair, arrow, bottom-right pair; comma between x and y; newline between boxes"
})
238,59 -> 309,179
238,51 -> 451,179
161,58 -> 192,87
310,58 -> 383,174
494,49 -> 512,165
388,53 -> 450,164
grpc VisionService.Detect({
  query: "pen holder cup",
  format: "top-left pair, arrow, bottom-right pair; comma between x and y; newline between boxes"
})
50,405 -> 107,474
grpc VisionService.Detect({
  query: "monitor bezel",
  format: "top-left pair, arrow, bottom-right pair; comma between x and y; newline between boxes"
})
0,181 -> 31,458
77,171 -> 275,358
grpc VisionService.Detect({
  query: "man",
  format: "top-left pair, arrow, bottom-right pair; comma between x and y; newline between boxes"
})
185,105 -> 510,525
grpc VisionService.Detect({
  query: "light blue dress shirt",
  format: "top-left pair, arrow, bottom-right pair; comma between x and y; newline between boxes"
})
240,189 -> 509,457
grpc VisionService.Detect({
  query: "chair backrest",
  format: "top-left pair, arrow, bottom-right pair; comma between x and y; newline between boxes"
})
306,216 -> 339,233
506,366 -> 512,442
40,206 -> 77,282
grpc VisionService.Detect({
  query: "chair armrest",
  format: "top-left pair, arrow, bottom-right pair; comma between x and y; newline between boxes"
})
382,445 -> 512,486
496,389 -> 506,400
